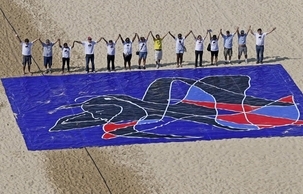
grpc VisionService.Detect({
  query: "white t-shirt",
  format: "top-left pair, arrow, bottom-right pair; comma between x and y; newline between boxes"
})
138,40 -> 148,52
21,42 -> 33,56
82,41 -> 97,54
175,38 -> 185,53
210,39 -> 219,51
195,38 -> 205,51
255,33 -> 267,46
123,41 -> 132,55
61,47 -> 71,58
106,42 -> 116,55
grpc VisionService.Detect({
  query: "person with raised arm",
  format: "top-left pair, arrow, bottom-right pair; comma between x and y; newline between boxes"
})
220,28 -> 236,64
59,39 -> 75,74
150,31 -> 169,69
192,30 -> 208,67
39,38 -> 59,73
100,35 -> 120,72
120,33 -> 137,70
209,29 -> 220,66
74,36 -> 102,73
137,32 -> 151,69
250,27 -> 276,64
15,34 -> 38,75
236,26 -> 251,64
168,31 -> 192,68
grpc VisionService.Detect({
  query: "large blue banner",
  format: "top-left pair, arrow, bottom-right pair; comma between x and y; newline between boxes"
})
2,64 -> 303,150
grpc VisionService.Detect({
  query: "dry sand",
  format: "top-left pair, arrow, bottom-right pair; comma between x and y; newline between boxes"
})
1,0 -> 303,193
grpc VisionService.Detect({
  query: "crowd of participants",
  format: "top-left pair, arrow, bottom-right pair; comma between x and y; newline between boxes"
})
15,26 -> 276,75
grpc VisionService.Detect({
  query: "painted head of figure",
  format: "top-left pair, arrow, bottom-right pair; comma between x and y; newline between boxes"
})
108,40 -> 113,45
125,37 -> 130,43
226,31 -> 230,35
212,35 -> 217,40
197,35 -> 202,40
46,39 -> 50,44
24,38 -> 29,44
88,36 -> 92,42
257,28 -> 262,35
140,37 -> 145,41
156,34 -> 160,39
63,43 -> 68,47
240,30 -> 245,35
178,33 -> 182,39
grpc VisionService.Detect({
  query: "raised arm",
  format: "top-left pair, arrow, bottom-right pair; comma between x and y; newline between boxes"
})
191,31 -> 197,39
209,30 -> 212,40
132,33 -> 137,42
74,40 -> 82,44
185,30 -> 192,39
267,27 -> 276,35
71,41 -> 75,48
162,32 -> 169,40
53,39 -> 59,45
96,37 -> 102,43
101,37 -> 107,44
203,30 -> 208,40
236,27 -> 240,36
119,34 -> 125,43
32,38 -> 39,43
217,30 -> 221,40
219,29 -> 223,36
15,34 -> 22,43
38,38 -> 43,45
168,31 -> 175,39
247,25 -> 251,34
250,27 -> 254,35
115,35 -> 120,43
146,31 -> 151,40
58,39 -> 62,48
150,31 -> 155,41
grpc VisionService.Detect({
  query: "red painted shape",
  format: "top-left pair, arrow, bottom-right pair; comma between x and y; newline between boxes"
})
278,95 -> 293,103
218,113 -> 301,126
102,133 -> 116,139
182,99 -> 259,112
103,121 -> 137,133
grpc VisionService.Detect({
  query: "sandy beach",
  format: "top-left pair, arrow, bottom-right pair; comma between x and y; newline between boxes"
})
1,0 -> 303,193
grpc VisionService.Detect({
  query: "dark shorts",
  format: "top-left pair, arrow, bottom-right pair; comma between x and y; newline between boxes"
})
44,56 -> 53,67
22,55 -> 32,66
211,51 -> 219,57
123,53 -> 132,62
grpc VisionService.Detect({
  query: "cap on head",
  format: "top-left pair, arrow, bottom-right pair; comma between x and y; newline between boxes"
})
109,40 -> 113,43
125,37 -> 130,42
257,28 -> 262,32
212,35 -> 217,39
226,31 -> 230,34
178,33 -> 182,37
24,38 -> 29,43
240,30 -> 245,34
63,43 -> 68,47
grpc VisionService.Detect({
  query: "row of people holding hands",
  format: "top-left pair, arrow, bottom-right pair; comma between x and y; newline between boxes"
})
16,26 -> 276,75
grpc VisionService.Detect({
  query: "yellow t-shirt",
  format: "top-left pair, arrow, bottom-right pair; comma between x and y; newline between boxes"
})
154,38 -> 162,50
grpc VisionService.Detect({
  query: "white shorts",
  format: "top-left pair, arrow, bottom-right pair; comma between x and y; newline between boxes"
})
155,50 -> 162,60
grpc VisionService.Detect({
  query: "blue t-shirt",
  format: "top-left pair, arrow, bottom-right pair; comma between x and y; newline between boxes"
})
238,34 -> 247,45
222,34 -> 235,49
